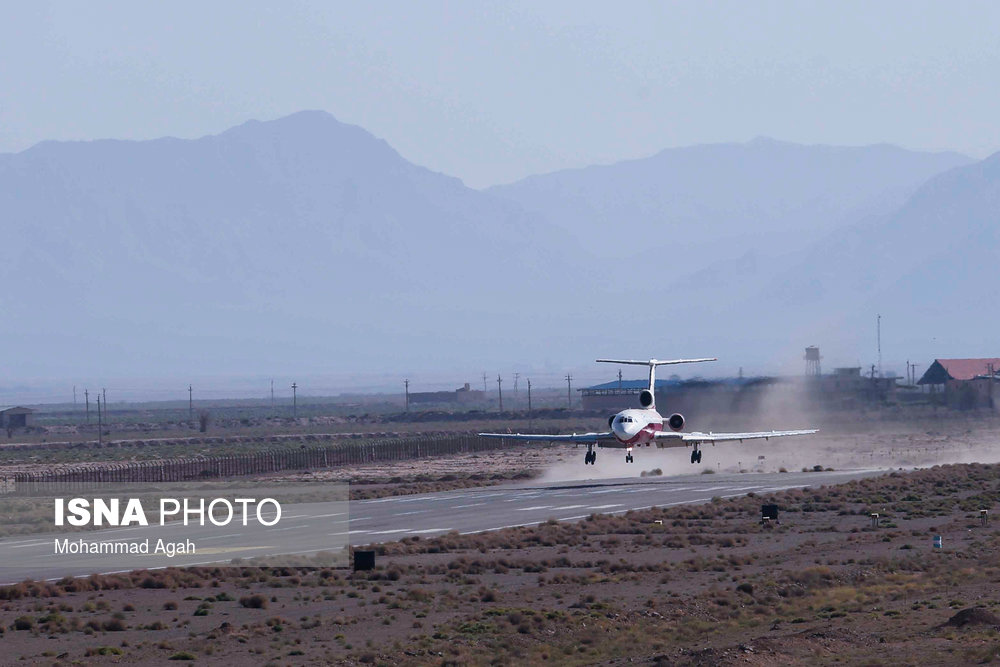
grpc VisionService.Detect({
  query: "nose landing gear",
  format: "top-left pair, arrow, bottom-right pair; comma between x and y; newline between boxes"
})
625,448 -> 634,464
585,445 -> 597,465
690,446 -> 702,465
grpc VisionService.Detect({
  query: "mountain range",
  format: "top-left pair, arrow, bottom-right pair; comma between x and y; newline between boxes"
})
0,110 -> 992,390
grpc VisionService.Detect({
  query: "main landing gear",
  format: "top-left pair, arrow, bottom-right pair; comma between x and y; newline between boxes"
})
584,446 -> 633,464
690,445 -> 702,465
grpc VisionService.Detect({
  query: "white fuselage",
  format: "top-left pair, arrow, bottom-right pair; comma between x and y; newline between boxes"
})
609,407 -> 665,447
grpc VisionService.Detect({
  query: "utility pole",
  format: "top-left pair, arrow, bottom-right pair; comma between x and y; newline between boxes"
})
617,369 -> 623,390
404,379 -> 410,412
102,388 -> 107,422
482,372 -> 488,393
513,372 -> 520,406
188,384 -> 193,421
527,378 -> 532,429
270,379 -> 275,412
97,395 -> 103,446
497,374 -> 503,412
565,374 -> 573,408
877,314 -> 882,378
84,389 -> 90,423
292,382 -> 298,418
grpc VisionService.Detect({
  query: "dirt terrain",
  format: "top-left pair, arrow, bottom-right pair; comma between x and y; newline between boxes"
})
0,418 -> 998,665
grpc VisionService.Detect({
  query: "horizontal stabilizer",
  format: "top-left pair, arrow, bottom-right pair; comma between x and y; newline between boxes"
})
596,358 -> 716,366
596,357 -> 717,397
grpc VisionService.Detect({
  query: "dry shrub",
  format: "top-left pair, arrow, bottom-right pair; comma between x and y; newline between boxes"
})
102,617 -> 127,631
240,594 -> 268,609
12,615 -> 33,631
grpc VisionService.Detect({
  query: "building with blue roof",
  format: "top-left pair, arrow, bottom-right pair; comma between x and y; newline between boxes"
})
580,376 -> 778,412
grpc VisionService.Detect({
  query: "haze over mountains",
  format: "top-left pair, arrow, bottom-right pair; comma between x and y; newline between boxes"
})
489,138 -> 971,274
0,110 -> 993,396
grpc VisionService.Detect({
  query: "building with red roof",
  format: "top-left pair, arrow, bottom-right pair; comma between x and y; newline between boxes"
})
918,359 -> 1000,408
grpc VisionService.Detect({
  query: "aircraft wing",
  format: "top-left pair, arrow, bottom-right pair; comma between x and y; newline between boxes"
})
478,431 -> 615,444
653,429 -> 818,447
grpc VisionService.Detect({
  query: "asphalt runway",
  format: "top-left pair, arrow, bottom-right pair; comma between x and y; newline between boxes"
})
349,468 -> 880,540
0,468 -> 883,583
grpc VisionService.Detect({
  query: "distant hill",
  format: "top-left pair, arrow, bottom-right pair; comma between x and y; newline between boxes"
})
756,150 -> 1000,369
488,138 -> 972,275
486,138 -> 981,373
0,111 -> 585,379
0,113 -> 988,386
608,148 -> 1000,374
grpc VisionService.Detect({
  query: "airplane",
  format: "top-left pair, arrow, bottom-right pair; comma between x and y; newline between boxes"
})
479,358 -> 817,465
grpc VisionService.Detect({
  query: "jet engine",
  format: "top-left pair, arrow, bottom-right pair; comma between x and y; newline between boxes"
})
638,390 -> 654,408
667,413 -> 685,431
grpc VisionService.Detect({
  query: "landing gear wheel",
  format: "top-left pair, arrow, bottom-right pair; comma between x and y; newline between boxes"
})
585,450 -> 596,465
625,454 -> 634,463
696,451 -> 702,464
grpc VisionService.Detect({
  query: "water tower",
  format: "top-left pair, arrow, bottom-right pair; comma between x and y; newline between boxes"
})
805,346 -> 821,376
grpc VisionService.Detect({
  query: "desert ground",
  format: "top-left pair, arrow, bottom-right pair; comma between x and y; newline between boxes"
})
0,412 -> 998,665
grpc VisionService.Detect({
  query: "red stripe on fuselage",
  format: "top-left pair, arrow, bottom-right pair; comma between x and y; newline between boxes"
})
617,419 -> 663,445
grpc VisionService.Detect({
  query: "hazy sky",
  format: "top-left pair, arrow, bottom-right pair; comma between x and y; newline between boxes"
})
3,1 -> 999,187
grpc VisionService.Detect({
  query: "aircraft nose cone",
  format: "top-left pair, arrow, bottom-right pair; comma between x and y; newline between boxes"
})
614,420 -> 636,439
